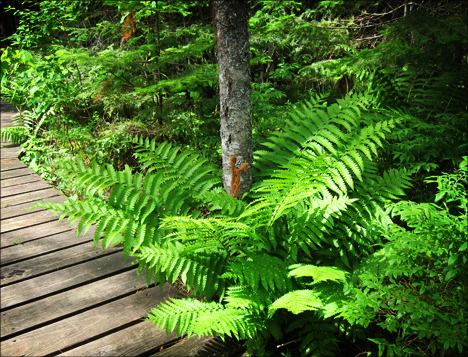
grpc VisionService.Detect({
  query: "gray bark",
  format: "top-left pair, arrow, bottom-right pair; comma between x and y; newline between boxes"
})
214,0 -> 253,199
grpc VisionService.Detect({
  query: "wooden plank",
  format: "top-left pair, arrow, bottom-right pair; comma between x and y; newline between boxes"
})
1,179 -> 51,197
1,209 -> 60,234
58,321 -> 178,357
0,104 -> 17,112
154,335 -> 215,357
1,283 -> 181,357
1,269 -> 150,338
1,241 -> 120,286
0,166 -> 35,180
1,173 -> 41,188
1,219 -> 74,247
1,252 -> 135,308
154,335 -> 246,357
0,187 -> 62,208
0,147 -> 20,158
1,195 -> 65,220
0,159 -> 27,171
1,229 -> 92,266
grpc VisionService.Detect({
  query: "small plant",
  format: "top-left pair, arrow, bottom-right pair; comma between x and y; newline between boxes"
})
12,237 -> 22,245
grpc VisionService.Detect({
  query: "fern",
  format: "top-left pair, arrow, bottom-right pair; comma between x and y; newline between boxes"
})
1,110 -> 42,145
31,141 -> 225,260
34,92 -> 414,356
147,298 -> 259,340
142,93 -> 412,356
1,126 -> 29,145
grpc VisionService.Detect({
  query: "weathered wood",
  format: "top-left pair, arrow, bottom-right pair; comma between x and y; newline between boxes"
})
0,103 -> 17,111
0,159 -> 27,171
1,219 -> 74,247
1,283 -> 182,357
1,179 -> 52,198
1,173 -> 41,188
1,269 -> 150,338
1,229 -> 93,266
1,252 -> 136,308
1,119 -> 15,125
1,209 -> 61,234
1,241 -> 120,286
0,147 -> 21,158
0,187 -> 62,208
58,321 -> 178,357
154,335 -> 215,356
0,166 -> 35,180
1,195 -> 65,220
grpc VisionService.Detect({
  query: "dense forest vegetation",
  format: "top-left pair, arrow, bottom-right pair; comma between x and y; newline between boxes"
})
1,0 -> 467,356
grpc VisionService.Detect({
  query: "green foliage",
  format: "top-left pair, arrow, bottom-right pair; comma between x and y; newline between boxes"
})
1,126 -> 29,145
135,94 -> 412,355
31,138 -> 222,260
341,157 -> 468,356
7,1 -> 467,355
1,110 -> 42,145
31,93 -> 414,355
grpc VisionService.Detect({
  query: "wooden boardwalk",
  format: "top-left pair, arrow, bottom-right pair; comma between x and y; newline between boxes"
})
0,103 -> 245,356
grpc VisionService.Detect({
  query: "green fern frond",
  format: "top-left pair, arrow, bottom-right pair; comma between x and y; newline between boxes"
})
202,187 -> 247,217
160,215 -> 270,253
191,306 -> 260,340
223,285 -> 267,313
133,137 -> 221,195
299,321 -> 339,356
224,253 -> 288,293
147,298 -> 224,337
269,290 -> 323,315
136,242 -> 226,299
1,126 -> 29,144
148,297 -> 261,340
288,264 -> 349,283
11,110 -> 35,128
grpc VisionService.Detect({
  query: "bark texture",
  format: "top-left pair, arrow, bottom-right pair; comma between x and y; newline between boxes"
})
214,0 -> 253,199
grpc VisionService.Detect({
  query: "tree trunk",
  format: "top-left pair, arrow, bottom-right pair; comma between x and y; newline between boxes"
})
213,0 -> 253,199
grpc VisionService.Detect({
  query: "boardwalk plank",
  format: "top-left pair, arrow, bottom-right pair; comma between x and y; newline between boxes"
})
1,269 -> 150,338
1,242 -> 120,286
0,147 -> 20,158
1,195 -> 65,220
1,179 -> 50,197
1,167 -> 36,180
154,335 -> 215,357
1,283 -> 181,357
0,187 -> 61,208
1,209 -> 61,234
1,174 -> 41,188
1,219 -> 74,247
1,229 -> 92,266
58,321 -> 178,357
1,252 -> 135,308
0,158 -> 27,171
